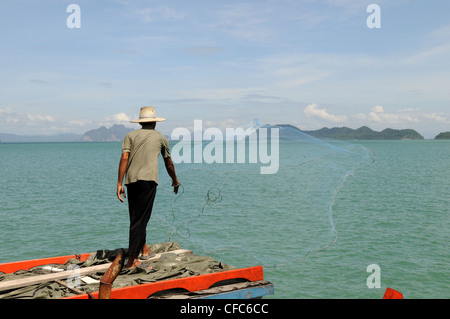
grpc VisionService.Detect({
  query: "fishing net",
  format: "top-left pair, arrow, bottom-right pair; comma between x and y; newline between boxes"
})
152,121 -> 374,268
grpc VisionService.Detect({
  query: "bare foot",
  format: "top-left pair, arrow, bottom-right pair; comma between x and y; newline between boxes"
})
141,243 -> 152,257
126,257 -> 141,269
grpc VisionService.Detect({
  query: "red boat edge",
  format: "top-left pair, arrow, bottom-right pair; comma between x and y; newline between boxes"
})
0,253 -> 91,274
0,251 -> 273,299
65,265 -> 265,299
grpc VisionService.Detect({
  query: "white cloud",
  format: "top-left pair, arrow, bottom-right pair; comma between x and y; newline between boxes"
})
356,105 -> 420,125
351,106 -> 450,137
111,112 -> 131,122
0,109 -> 135,135
424,113 -> 449,124
100,112 -> 132,127
0,108 -> 54,124
204,118 -> 241,131
398,108 -> 420,112
371,105 -> 384,113
68,120 -> 87,126
0,108 -> 57,134
26,114 -> 55,123
304,103 -> 347,123
368,111 -> 398,124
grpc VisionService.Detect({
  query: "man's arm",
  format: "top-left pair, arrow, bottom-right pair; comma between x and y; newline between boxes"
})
117,152 -> 129,202
164,157 -> 180,194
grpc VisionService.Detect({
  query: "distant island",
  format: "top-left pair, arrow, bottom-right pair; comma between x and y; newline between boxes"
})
274,124 -> 424,140
0,132 -> 82,143
80,124 -> 172,142
0,125 -> 133,143
434,131 -> 450,139
80,124 -> 133,142
300,125 -> 424,140
0,124 -> 429,142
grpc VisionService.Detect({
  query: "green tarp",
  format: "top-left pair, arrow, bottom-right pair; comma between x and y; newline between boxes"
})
0,242 -> 235,299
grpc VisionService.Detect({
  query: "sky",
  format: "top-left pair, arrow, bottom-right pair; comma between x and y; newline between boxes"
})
0,0 -> 449,139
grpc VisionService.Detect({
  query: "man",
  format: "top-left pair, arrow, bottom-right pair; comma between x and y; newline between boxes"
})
116,106 -> 179,269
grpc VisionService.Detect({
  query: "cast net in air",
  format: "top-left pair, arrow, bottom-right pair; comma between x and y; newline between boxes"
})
152,120 -> 374,268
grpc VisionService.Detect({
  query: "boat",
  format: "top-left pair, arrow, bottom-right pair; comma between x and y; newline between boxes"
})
0,242 -> 274,299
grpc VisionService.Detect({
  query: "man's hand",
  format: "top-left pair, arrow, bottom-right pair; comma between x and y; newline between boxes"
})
164,157 -> 180,195
117,183 -> 126,202
172,180 -> 180,194
117,152 -> 129,202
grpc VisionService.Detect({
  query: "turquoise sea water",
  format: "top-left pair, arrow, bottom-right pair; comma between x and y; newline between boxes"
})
0,138 -> 448,299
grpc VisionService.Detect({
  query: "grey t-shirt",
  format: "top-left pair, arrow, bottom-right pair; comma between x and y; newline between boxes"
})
122,128 -> 171,185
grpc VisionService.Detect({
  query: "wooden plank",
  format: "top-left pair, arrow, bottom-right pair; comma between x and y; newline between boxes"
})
0,263 -> 110,292
55,279 -> 97,299
0,253 -> 91,274
54,279 -> 85,295
0,249 -> 191,292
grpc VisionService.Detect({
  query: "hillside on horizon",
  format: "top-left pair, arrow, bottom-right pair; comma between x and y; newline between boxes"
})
298,125 -> 424,140
1,124 -> 446,142
80,124 -> 133,142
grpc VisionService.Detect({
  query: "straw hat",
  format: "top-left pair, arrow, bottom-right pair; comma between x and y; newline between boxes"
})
130,106 -> 166,123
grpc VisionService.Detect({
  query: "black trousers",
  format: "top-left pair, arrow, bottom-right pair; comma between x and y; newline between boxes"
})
126,180 -> 157,257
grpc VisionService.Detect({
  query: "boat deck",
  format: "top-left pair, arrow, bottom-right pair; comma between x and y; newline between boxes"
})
0,242 -> 274,299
